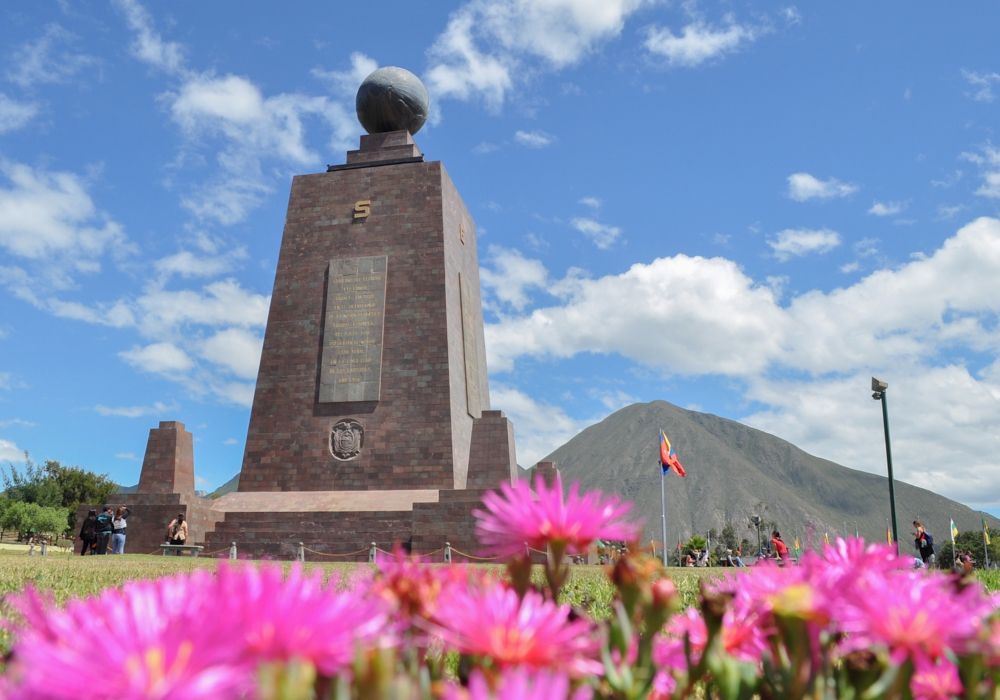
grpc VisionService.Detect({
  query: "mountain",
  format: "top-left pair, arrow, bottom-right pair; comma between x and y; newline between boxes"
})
535,400 -> 998,552
208,473 -> 240,499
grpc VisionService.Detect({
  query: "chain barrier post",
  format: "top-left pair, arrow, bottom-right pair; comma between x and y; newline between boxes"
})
444,542 -> 452,564
41,542 -> 48,556
369,542 -> 377,563
297,542 -> 305,563
229,542 -> 237,560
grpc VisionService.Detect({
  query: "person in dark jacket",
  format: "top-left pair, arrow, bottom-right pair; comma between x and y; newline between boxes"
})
94,505 -> 114,555
79,509 -> 98,556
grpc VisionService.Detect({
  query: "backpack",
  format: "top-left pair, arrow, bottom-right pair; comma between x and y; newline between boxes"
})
95,512 -> 113,533
921,532 -> 934,551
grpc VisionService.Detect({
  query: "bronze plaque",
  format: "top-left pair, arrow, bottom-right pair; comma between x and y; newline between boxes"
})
319,256 -> 388,402
459,272 -> 482,418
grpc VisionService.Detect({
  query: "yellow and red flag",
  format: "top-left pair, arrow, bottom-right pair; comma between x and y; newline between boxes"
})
659,430 -> 686,477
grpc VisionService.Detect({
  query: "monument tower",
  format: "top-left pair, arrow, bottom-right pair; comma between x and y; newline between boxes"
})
196,67 -> 518,558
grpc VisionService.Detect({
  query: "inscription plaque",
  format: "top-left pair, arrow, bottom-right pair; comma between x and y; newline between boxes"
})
459,272 -> 482,418
319,256 -> 388,402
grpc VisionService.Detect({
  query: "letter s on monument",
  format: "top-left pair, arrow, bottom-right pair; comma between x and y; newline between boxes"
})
354,200 -> 371,219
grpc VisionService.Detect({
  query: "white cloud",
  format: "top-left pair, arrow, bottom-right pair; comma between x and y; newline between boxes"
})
962,69 -> 1000,103
0,160 -> 129,262
115,0 -> 363,225
571,217 -> 622,249
787,173 -> 859,201
578,197 -> 602,209
311,52 -> 378,98
0,439 -> 24,463
472,141 -> 500,154
868,200 -> 906,216
5,24 -> 98,87
153,247 -> 247,280
197,328 -> 263,379
112,0 -> 185,74
962,146 -> 1000,200
480,245 -> 549,310
644,16 -> 769,67
490,383 -> 590,466
486,218 -> 1000,507
120,343 -> 196,375
95,400 -> 180,418
0,372 -> 11,391
487,216 -> 1000,377
513,129 -> 554,148
425,0 -> 651,108
781,7 -> 802,25
0,418 -> 33,428
115,452 -> 139,460
0,94 -> 38,134
223,438 -> 238,445
840,261 -> 860,274
767,228 -> 841,261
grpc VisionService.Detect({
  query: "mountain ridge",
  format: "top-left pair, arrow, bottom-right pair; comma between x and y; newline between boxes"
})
535,400 -> 998,551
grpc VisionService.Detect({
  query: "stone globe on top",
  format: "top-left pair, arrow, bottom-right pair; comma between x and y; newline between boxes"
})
356,67 -> 430,136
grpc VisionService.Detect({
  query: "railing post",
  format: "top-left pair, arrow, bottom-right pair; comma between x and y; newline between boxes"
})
444,541 -> 452,564
41,542 -> 48,557
229,542 -> 237,560
369,542 -> 377,563
297,542 -> 305,563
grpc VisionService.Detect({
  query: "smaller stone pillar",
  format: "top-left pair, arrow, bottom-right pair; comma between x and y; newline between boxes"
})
137,422 -> 195,495
532,461 -> 561,490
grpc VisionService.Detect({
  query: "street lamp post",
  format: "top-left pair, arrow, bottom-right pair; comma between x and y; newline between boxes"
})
872,377 -> 899,553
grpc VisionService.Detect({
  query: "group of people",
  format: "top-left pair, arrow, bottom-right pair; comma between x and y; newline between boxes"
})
77,508 -> 189,556
78,505 -> 131,555
686,529 -> 789,567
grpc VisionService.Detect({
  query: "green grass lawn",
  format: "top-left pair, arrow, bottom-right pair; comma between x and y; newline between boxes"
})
0,552 -> 994,614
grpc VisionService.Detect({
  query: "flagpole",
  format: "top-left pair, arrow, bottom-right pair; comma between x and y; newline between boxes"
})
660,459 -> 668,568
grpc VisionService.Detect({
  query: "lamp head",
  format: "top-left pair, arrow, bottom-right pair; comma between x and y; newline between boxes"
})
871,377 -> 888,392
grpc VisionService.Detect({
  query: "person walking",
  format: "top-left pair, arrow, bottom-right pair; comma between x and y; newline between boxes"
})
112,506 -> 132,555
165,513 -> 188,554
912,520 -> 936,567
94,505 -> 114,555
78,509 -> 97,556
771,530 -> 790,566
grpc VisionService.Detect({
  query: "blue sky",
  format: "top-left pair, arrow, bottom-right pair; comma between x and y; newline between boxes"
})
1,1 -> 999,517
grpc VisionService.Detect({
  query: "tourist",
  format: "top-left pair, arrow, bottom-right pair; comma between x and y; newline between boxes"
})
771,530 -> 790,566
726,548 -> 746,567
912,520 -> 935,566
94,506 -> 114,555
685,551 -> 695,567
166,513 -> 188,554
112,506 -> 132,555
78,509 -> 97,556
694,550 -> 707,567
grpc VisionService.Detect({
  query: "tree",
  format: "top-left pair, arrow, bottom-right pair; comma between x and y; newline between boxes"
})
2,454 -> 62,508
1,501 -> 69,539
936,530 -> 1000,570
3,453 -> 117,533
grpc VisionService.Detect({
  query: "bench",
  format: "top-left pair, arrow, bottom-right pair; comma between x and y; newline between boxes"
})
160,544 -> 205,557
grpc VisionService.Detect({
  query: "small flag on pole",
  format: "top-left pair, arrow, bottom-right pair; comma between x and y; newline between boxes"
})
887,523 -> 892,544
951,519 -> 959,539
824,530 -> 830,546
659,430 -> 686,477
984,517 -> 991,546
793,536 -> 800,557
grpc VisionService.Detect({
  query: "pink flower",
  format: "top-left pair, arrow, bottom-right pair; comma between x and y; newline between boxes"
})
653,608 -> 707,671
474,474 -> 639,555
430,582 -> 601,676
446,669 -> 593,700
4,573 -> 249,700
910,657 -> 963,700
216,563 -> 390,676
837,570 -> 992,665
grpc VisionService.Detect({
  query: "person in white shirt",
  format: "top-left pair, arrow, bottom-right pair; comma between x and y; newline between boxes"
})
112,506 -> 131,554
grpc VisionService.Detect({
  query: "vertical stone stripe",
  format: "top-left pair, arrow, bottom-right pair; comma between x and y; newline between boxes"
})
459,272 -> 482,418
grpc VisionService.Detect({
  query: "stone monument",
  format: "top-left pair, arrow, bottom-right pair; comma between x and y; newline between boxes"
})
87,68 -> 519,560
